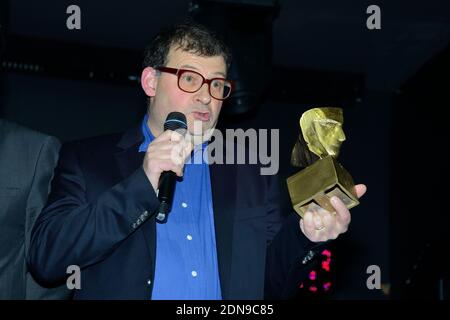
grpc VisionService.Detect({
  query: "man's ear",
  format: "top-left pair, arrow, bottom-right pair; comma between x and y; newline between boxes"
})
141,67 -> 158,97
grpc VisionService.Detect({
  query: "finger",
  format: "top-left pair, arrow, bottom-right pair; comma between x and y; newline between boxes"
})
149,140 -> 184,152
158,161 -> 183,176
169,163 -> 184,177
321,210 -> 341,237
318,207 -> 347,240
330,196 -> 351,225
153,129 -> 177,142
318,208 -> 334,229
174,139 -> 193,160
354,184 -> 367,199
177,140 -> 194,164
174,167 -> 184,177
317,209 -> 336,235
168,130 -> 184,142
148,147 -> 180,159
312,211 -> 325,230
299,219 -> 305,235
183,139 -> 194,155
170,142 -> 183,160
147,152 -> 185,172
302,211 -> 316,235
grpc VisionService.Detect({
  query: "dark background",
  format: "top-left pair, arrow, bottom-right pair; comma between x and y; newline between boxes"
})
1,0 -> 449,299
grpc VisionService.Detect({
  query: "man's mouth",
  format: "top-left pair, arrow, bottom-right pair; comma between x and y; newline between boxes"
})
192,111 -> 211,122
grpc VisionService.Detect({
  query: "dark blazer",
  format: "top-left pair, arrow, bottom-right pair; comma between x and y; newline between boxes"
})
28,125 -> 324,300
0,119 -> 71,299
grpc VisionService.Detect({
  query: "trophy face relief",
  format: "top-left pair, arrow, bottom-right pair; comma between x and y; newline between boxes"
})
313,118 -> 346,158
300,107 -> 345,159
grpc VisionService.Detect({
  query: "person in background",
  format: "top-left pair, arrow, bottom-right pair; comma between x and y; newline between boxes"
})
0,9 -> 71,299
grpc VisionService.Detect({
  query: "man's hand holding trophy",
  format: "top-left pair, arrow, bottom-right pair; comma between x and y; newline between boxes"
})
288,107 -> 367,242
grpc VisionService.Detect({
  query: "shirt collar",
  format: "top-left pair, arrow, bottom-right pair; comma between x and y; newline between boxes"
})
138,113 -> 155,153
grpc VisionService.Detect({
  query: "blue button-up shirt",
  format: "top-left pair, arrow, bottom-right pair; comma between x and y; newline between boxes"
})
139,114 -> 222,300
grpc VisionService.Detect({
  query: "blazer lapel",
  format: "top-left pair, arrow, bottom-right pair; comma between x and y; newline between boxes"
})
114,126 -> 156,273
115,126 -> 145,180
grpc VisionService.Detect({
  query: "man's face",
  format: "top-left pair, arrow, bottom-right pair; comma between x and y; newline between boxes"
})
141,46 -> 227,142
313,118 -> 346,157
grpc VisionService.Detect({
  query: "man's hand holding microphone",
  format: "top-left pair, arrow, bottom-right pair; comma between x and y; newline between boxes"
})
142,112 -> 193,222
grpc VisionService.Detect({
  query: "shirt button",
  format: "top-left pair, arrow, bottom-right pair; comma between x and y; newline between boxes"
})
181,202 -> 188,208
146,279 -> 152,286
191,271 -> 198,277
186,234 -> 193,241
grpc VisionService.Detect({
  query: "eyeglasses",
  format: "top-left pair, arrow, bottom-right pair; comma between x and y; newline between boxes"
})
155,66 -> 234,101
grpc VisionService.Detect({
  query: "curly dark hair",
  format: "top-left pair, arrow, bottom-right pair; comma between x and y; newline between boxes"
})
142,20 -> 232,71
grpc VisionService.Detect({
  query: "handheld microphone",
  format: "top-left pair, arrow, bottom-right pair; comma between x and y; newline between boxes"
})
156,112 -> 188,223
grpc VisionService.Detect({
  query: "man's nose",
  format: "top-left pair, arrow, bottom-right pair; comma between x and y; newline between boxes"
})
194,83 -> 212,104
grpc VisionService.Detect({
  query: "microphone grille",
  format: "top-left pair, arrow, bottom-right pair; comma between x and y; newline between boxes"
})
164,112 -> 187,132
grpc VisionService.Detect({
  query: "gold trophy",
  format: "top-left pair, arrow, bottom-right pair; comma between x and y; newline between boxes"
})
287,107 -> 359,218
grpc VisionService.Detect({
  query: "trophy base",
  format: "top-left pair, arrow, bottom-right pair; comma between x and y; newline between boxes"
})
287,156 -> 359,218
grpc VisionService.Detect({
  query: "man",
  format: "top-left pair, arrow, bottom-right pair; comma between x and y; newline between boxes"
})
28,21 -> 366,299
0,119 -> 71,299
